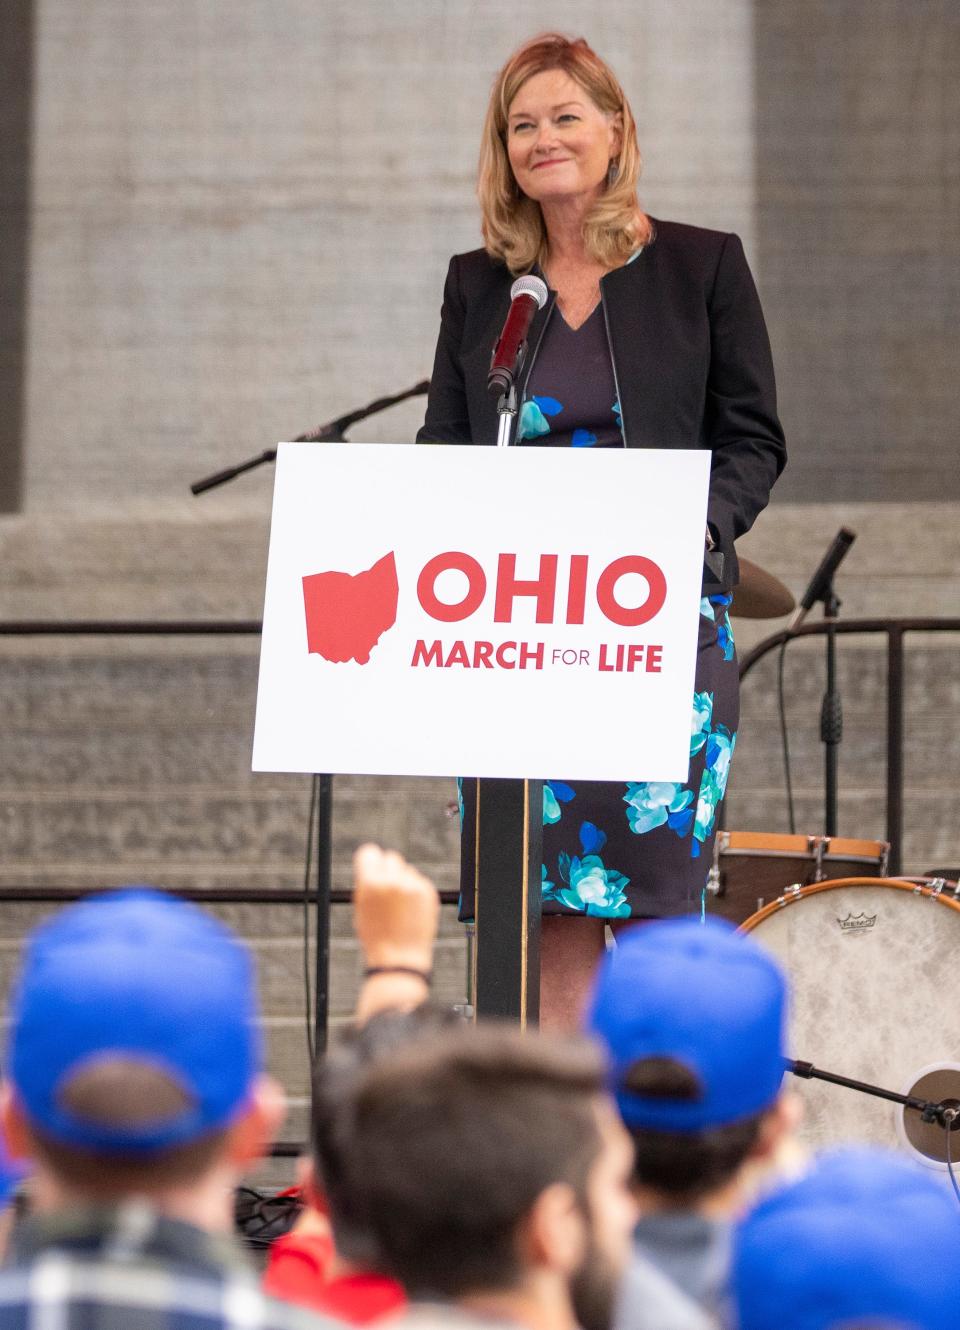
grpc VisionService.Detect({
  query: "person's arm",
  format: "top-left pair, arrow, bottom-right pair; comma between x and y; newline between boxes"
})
703,233 -> 787,558
416,256 -> 473,444
351,844 -> 440,1025
264,845 -> 440,1305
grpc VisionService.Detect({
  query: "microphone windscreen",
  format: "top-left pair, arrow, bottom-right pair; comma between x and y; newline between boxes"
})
510,275 -> 548,309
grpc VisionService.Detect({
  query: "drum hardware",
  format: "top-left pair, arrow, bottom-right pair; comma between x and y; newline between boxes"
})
786,528 -> 857,838
923,867 -> 959,891
898,1066 -> 960,1171
705,860 -> 721,897
709,832 -> 889,925
789,1059 -> 960,1133
742,878 -> 960,1161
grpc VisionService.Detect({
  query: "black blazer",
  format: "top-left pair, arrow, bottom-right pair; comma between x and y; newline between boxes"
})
417,218 -> 787,591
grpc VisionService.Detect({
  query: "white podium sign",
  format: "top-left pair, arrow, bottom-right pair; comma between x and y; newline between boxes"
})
253,443 -> 710,781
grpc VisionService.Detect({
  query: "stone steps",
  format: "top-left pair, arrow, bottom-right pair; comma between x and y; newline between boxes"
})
0,645 -> 468,1174
0,634 -> 956,1178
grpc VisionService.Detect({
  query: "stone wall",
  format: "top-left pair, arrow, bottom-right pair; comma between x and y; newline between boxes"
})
755,0 -> 960,502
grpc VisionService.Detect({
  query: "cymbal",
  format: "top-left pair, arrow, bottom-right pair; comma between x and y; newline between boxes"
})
729,557 -> 795,619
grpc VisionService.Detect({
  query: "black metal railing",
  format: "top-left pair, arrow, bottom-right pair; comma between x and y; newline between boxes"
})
0,616 -> 459,906
738,617 -> 960,877
4,615 -> 958,887
0,617 -> 467,1154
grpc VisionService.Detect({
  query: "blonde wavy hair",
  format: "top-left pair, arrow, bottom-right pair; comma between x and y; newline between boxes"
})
478,33 -> 653,274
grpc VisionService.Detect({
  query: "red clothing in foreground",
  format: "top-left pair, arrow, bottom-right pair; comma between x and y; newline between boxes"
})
264,1231 -> 407,1325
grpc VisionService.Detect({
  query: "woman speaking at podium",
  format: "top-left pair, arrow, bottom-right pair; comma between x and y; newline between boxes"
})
417,33 -> 786,1028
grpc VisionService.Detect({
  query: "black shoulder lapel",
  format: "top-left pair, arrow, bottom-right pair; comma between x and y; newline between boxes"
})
600,250 -> 660,450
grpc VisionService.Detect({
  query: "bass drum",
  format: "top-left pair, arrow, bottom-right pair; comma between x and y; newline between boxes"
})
741,878 -> 960,1157
708,831 -> 889,926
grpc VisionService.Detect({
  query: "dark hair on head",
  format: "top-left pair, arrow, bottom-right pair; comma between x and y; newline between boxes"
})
338,1022 -> 607,1297
28,1059 -> 227,1191
621,1058 -> 765,1204
310,1004 -> 464,1266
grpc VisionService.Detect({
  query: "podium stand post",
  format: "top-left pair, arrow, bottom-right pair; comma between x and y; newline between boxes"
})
313,773 -> 333,1055
473,778 -> 543,1026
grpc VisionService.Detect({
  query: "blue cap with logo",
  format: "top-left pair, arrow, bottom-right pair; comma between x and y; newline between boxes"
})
586,915 -> 788,1132
732,1147 -> 960,1330
7,888 -> 262,1153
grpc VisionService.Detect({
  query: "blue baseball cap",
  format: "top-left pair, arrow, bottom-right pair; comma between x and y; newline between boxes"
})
586,916 -> 787,1132
732,1147 -> 960,1330
6,889 -> 263,1153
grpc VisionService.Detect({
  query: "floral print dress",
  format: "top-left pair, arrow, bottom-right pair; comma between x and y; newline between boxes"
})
457,304 -> 739,921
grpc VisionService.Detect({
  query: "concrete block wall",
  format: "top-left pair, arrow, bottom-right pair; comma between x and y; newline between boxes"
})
19,0 -> 756,509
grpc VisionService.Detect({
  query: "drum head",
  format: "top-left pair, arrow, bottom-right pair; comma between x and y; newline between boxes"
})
742,879 -> 960,1156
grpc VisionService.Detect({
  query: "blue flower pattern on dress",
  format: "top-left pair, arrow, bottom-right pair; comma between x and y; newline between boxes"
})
543,780 -> 575,825
547,820 -> 631,917
612,399 -> 622,432
530,600 -> 736,915
692,726 -> 736,856
690,691 -> 714,756
517,395 -> 563,441
716,619 -> 735,662
619,595 -> 738,862
623,782 -> 695,837
700,594 -> 735,661
571,428 -> 598,447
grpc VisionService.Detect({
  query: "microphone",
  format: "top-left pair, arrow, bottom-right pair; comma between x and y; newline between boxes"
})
487,275 -> 549,398
787,527 -> 856,632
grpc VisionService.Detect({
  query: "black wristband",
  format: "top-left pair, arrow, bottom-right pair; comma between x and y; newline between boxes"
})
364,965 -> 432,985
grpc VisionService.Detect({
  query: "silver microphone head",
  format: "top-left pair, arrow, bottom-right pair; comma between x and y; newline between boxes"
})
510,275 -> 549,309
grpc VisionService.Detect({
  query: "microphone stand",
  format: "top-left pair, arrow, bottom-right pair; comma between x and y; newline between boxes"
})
476,347 -> 544,1023
189,379 -> 430,495
785,528 -> 855,841
496,381 -> 518,448
188,378 -> 428,1052
821,580 -> 842,838
789,1058 -> 960,1130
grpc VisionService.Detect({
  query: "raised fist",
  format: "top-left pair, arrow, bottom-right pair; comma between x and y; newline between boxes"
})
352,843 -> 440,976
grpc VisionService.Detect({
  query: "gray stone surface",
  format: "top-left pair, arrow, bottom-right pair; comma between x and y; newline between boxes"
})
21,0 -> 754,511
755,0 -> 960,501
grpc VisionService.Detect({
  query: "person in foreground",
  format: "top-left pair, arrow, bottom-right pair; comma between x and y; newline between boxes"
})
264,843 -> 448,1323
269,845 -> 706,1329
732,1146 -> 960,1330
587,916 -> 801,1327
418,31 -> 787,1029
0,888 -> 337,1330
338,1021 -> 638,1330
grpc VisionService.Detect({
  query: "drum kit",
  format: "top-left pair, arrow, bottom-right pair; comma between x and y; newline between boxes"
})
720,559 -> 960,1171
